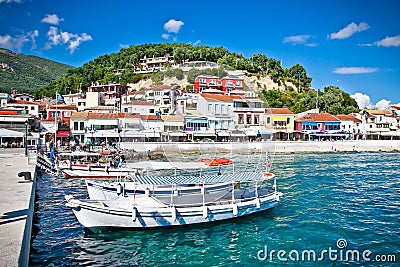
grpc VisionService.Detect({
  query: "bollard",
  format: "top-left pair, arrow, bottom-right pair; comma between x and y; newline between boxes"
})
18,171 -> 32,183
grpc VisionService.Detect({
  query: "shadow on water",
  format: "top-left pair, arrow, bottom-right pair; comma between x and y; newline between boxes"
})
83,207 -> 280,240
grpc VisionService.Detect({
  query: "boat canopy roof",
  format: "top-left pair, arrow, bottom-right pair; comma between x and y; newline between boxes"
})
127,161 -> 210,171
134,172 -> 265,185
58,151 -> 101,157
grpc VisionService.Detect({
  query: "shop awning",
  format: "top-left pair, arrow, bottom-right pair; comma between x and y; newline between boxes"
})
191,131 -> 216,136
92,130 -> 119,138
56,131 -> 71,137
120,130 -> 145,138
0,128 -> 24,138
167,132 -> 187,137
245,130 -> 258,136
217,131 -> 230,137
144,132 -> 161,138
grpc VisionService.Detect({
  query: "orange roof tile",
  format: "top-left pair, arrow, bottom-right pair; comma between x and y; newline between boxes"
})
297,113 -> 340,122
87,113 -> 119,119
118,112 -> 141,118
12,100 -> 40,105
335,114 -> 362,122
129,100 -> 156,106
268,108 -> 294,115
141,115 -> 162,121
49,104 -> 78,110
200,93 -> 233,102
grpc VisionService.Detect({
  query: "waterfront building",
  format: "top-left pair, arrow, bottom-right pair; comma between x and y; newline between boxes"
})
118,113 -> 145,142
6,99 -> 40,117
84,105 -> 116,113
180,109 -> 211,141
140,115 -> 163,142
70,112 -> 87,143
265,108 -> 295,141
122,100 -> 159,115
87,82 -> 127,111
357,109 -> 399,139
233,97 -> 266,140
197,93 -> 234,132
85,112 -> 119,146
295,113 -> 344,140
161,115 -> 185,142
62,93 -> 86,111
13,93 -> 34,102
335,114 -> 363,139
124,85 -> 180,115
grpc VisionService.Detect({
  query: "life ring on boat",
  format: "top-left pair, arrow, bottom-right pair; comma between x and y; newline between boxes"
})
263,173 -> 274,179
116,183 -> 123,195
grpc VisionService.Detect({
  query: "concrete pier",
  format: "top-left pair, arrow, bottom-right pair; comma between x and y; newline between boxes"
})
0,148 -> 36,267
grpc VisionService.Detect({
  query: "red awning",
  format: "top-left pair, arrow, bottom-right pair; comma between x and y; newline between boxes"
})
56,131 -> 71,137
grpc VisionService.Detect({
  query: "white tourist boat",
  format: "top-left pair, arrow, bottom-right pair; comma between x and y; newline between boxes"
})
65,171 -> 282,231
56,151 -> 104,170
62,167 -> 142,179
86,160 -> 252,205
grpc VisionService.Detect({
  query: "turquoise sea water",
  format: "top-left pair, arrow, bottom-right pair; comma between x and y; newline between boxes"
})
30,152 -> 400,266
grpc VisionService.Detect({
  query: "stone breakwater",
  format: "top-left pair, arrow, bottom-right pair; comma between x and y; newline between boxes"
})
120,140 -> 400,158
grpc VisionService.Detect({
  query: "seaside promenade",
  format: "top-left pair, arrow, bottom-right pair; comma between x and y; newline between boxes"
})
120,140 -> 400,155
0,148 -> 36,267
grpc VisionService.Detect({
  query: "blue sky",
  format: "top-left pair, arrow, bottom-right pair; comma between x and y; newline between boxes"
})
1,0 -> 399,109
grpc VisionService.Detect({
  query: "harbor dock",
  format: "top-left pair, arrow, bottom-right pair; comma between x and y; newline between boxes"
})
0,148 -> 36,267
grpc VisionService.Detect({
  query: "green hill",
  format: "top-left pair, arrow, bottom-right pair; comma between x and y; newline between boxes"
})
0,48 -> 73,95
35,43 -> 359,114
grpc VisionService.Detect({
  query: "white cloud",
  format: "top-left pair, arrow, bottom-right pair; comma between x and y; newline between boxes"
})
329,22 -> 369,39
0,0 -> 23,3
193,40 -> 201,46
351,93 -> 373,109
163,19 -> 184,33
161,33 -> 170,40
27,30 -> 39,50
334,67 -> 378,74
283,35 -> 311,44
351,93 -> 392,110
376,35 -> 400,47
0,30 -> 38,52
67,32 -> 92,54
375,99 -> 391,110
41,14 -> 64,25
45,26 -> 92,54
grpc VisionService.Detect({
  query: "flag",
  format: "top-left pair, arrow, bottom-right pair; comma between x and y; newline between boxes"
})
56,91 -> 65,104
266,151 -> 271,167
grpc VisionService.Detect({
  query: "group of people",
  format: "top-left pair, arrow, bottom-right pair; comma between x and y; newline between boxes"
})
1,140 -> 24,148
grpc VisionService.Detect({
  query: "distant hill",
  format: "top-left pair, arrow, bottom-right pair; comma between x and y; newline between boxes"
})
0,48 -> 73,94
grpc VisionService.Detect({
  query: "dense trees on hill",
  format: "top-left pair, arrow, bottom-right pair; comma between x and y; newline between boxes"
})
260,86 -> 359,115
31,43 -> 358,114
0,48 -> 72,94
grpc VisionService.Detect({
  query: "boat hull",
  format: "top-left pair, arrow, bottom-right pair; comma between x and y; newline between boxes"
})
62,169 -> 137,179
66,190 -> 282,230
86,180 -> 234,205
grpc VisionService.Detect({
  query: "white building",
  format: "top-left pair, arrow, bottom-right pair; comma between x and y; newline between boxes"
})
197,93 -> 234,130
121,100 -> 159,115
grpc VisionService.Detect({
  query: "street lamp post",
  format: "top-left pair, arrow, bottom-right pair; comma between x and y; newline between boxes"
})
24,121 -> 28,156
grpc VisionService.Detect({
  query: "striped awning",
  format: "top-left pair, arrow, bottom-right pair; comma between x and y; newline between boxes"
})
134,172 -> 264,185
